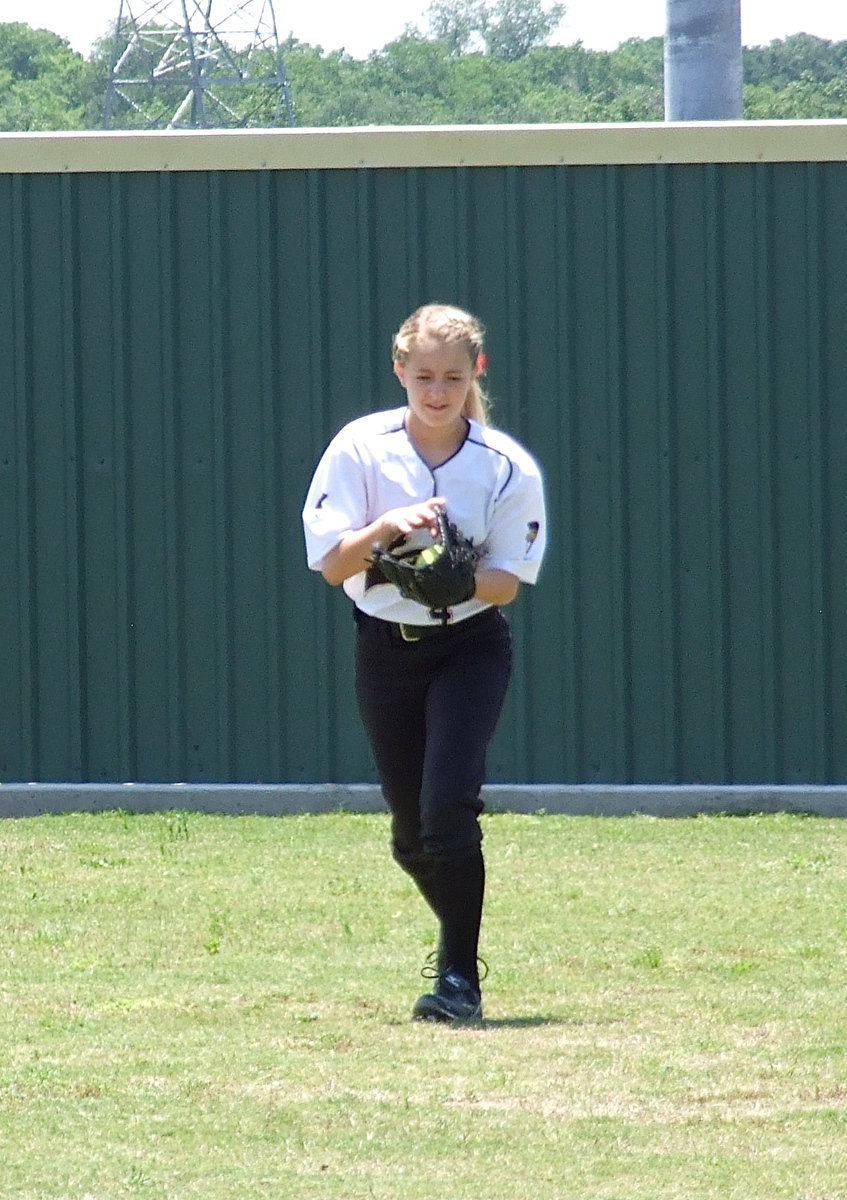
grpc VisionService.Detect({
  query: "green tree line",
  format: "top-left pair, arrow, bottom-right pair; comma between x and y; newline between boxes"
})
1,6 -> 846,131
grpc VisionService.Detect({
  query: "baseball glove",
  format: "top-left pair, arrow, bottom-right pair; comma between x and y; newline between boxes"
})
372,506 -> 479,621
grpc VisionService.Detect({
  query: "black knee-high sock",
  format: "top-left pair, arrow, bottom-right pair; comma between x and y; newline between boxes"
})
393,849 -> 442,919
430,846 -> 485,989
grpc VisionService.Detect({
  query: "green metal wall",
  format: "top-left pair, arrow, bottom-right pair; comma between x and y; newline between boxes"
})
2,140 -> 847,784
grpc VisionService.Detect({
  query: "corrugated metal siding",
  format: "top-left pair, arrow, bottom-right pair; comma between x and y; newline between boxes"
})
2,157 -> 847,784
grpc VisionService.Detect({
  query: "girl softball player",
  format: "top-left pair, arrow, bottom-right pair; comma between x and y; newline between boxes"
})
302,303 -> 546,1022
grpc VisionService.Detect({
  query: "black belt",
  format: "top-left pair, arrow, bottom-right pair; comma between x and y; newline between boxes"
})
388,621 -> 450,643
356,608 -> 494,643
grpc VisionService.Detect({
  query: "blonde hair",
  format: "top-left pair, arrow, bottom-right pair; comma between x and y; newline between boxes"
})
392,303 -> 490,425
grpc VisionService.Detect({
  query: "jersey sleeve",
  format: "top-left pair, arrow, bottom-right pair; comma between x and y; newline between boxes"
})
481,456 -> 547,584
302,433 -> 369,570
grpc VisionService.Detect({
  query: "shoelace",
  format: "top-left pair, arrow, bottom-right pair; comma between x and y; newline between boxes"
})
421,951 -> 489,983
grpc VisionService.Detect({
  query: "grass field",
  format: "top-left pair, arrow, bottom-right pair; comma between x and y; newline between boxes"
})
1,809 -> 846,1199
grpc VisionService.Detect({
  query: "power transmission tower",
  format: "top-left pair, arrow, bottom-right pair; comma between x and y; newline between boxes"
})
103,0 -> 295,129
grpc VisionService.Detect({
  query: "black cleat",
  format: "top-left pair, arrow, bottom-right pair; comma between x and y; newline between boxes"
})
412,970 -> 483,1023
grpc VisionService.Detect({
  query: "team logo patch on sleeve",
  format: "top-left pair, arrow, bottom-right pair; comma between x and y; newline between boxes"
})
525,521 -> 540,555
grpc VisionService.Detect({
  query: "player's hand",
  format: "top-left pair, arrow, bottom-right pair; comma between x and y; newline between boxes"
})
376,498 -> 446,547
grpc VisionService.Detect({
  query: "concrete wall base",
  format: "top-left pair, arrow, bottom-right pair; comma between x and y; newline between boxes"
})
2,783 -> 847,818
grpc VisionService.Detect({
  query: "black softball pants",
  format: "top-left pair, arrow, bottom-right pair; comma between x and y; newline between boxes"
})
354,606 -> 512,987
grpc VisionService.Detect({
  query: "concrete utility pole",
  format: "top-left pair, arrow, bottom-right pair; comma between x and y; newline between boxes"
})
664,0 -> 743,120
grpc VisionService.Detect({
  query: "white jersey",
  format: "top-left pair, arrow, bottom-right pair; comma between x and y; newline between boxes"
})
302,407 -> 547,625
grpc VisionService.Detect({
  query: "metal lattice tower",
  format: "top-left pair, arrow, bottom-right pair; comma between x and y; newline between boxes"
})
103,0 -> 295,128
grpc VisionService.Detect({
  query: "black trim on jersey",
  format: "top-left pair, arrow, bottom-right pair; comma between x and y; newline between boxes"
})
401,413 -> 471,475
465,434 -> 516,499
365,416 -> 517,501
426,419 -> 471,471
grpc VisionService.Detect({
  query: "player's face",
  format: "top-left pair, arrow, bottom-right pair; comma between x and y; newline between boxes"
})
394,337 -> 476,436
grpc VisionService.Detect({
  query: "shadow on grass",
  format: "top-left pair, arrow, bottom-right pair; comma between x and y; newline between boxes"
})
391,1011 -> 623,1029
480,1016 -> 573,1029
388,1014 -> 576,1029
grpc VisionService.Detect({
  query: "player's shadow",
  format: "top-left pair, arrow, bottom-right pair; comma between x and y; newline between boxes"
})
479,1016 -> 573,1029
480,1013 -> 622,1029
